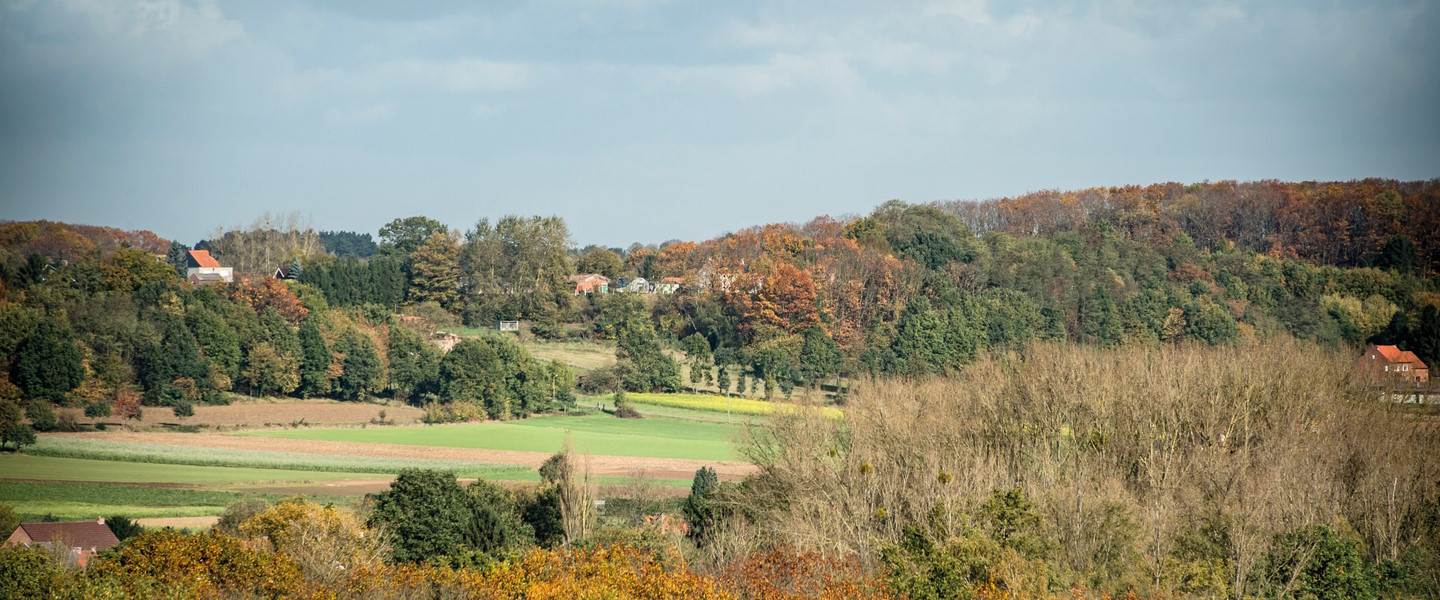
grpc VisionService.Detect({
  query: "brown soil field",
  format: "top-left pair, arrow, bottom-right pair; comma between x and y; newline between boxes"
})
59,399 -> 424,429
59,431 -> 757,480
135,516 -> 220,530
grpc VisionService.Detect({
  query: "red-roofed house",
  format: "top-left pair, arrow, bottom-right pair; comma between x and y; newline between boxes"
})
5,519 -> 121,567
186,249 -> 233,285
568,273 -> 610,295
1361,344 -> 1430,384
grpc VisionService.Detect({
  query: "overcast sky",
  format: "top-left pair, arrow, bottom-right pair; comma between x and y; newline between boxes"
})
1,1 -> 1437,247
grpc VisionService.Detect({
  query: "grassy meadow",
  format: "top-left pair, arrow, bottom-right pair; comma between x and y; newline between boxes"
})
245,411 -> 747,461
2,398 -> 765,523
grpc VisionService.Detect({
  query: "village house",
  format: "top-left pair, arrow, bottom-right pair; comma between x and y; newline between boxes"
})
568,273 -> 609,295
620,277 -> 651,293
185,249 -> 233,285
5,518 -> 120,567
1360,344 -> 1430,384
654,276 -> 684,294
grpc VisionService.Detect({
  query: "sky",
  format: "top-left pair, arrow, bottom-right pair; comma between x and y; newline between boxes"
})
0,1 -> 1437,248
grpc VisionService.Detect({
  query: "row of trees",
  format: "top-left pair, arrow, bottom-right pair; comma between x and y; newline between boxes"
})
0,242 -> 575,437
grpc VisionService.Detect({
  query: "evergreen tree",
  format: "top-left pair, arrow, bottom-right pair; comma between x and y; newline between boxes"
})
335,330 -> 382,401
165,241 -> 190,276
683,466 -> 722,546
188,306 -> 242,383
798,326 -> 842,386
11,320 -> 84,402
297,318 -> 332,398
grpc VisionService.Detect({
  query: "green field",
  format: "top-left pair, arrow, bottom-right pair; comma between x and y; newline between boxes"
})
246,411 -> 745,461
0,481 -> 239,520
2,401 -> 755,521
624,392 -> 844,419
0,454 -> 389,486
26,437 -> 533,479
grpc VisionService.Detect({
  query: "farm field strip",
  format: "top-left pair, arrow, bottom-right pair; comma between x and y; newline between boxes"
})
27,436 -> 533,478
623,392 -> 844,419
0,454 -> 379,485
0,480 -> 237,520
243,412 -> 745,461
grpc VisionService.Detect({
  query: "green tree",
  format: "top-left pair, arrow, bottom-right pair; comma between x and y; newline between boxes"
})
0,545 -> 65,599
388,325 -> 441,402
797,326 -> 841,386
0,504 -> 18,536
408,231 -> 462,309
439,337 -> 552,419
681,333 -> 713,386
1184,298 -> 1239,344
368,469 -> 470,562
334,330 -> 382,400
296,318 -> 331,398
165,241 -> 190,276
1255,525 -> 1378,600
0,400 -> 36,451
105,515 -> 144,541
462,479 -> 533,556
188,306 -> 242,384
682,466 -> 722,546
576,247 -> 623,279
378,216 -> 447,256
615,310 -> 680,392
11,320 -> 84,402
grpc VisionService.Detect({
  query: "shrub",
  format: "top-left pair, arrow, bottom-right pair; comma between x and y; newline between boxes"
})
0,545 -> 65,599
105,515 -> 144,541
214,498 -> 270,536
1253,525 -> 1379,600
89,529 -> 303,597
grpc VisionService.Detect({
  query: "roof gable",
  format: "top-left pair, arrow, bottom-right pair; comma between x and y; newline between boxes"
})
188,249 -> 221,268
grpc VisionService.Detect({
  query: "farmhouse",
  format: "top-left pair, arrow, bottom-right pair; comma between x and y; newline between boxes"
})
5,518 -> 120,567
1360,344 -> 1430,384
185,249 -> 233,285
620,277 -> 651,293
568,273 -> 610,294
655,276 -> 684,294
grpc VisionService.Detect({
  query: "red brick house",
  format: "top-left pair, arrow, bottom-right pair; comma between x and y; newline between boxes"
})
5,519 -> 120,567
1360,344 -> 1430,384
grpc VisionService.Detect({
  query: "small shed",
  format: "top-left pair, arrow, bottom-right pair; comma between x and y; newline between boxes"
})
498,320 -> 521,332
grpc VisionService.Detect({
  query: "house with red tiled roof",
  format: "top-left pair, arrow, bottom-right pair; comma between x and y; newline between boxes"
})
568,273 -> 609,294
186,249 -> 233,285
1361,344 -> 1430,384
5,519 -> 121,567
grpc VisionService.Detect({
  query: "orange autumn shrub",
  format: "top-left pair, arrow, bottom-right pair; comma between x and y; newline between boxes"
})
716,547 -> 894,600
89,529 -> 303,598
344,545 -> 731,599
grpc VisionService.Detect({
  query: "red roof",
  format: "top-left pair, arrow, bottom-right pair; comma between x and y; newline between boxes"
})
188,249 -> 221,268
14,520 -> 120,550
1374,345 -> 1427,368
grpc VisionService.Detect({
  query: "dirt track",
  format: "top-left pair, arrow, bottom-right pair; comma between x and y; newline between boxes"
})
59,431 -> 756,480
